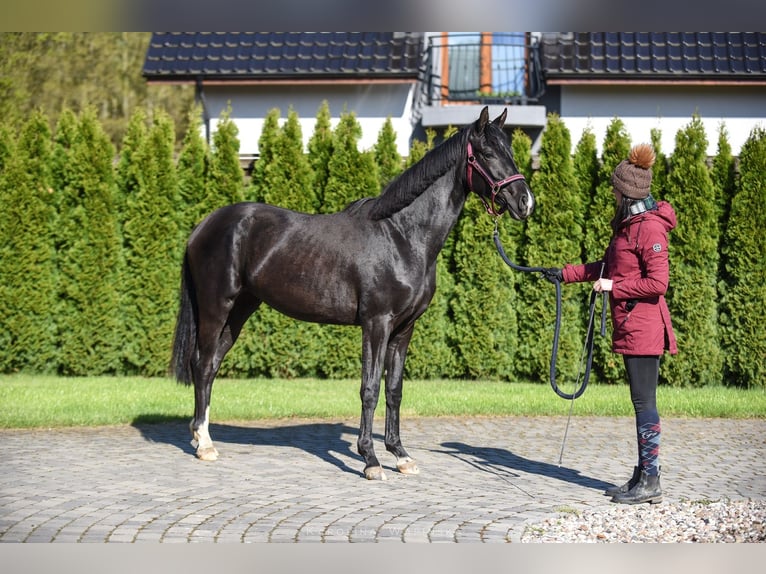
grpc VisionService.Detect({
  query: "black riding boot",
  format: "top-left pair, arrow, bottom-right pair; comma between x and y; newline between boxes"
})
611,469 -> 662,505
604,466 -> 640,497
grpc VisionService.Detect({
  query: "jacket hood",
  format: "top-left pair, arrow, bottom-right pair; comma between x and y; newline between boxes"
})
622,200 -> 677,232
651,200 -> 677,232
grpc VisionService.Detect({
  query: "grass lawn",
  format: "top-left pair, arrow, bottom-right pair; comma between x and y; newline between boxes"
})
1,375 -> 764,429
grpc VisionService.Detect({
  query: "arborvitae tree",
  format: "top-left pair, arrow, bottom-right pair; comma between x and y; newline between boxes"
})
568,127 -> 609,381
318,111 -> 378,378
223,107 -> 322,378
663,115 -> 722,386
650,128 -> 669,201
710,123 -> 737,287
49,109 -> 78,262
321,110 -> 379,212
115,107 -> 148,231
121,111 -> 180,375
307,100 -> 333,209
176,105 -> 209,236
505,128 -> 533,266
374,117 -> 403,189
404,128 -> 459,379
56,109 -> 123,375
448,126 -> 532,379
50,109 -> 78,200
247,107 -> 281,204
207,107 -> 244,207
450,192 -> 519,379
17,112 -> 55,216
586,118 -> 631,261
585,119 -> 632,385
719,126 -> 766,388
516,114 -> 584,385
710,123 -> 736,228
572,127 -> 599,261
404,128 -> 436,169
512,129 -> 533,182
0,113 -> 58,372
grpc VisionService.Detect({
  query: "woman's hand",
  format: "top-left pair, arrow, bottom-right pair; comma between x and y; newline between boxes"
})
593,278 -> 613,292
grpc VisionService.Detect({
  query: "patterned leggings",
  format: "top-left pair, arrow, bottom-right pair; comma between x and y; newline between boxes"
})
623,355 -> 661,476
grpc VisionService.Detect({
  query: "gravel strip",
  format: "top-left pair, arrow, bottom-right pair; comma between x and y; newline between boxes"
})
521,499 -> 766,542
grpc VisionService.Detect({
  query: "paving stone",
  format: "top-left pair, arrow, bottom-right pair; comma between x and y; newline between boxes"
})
1,417 -> 763,543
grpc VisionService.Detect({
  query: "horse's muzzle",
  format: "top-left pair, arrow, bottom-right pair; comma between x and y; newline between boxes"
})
519,188 -> 535,219
504,186 -> 534,220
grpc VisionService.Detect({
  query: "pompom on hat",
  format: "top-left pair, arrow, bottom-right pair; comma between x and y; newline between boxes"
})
611,143 -> 656,200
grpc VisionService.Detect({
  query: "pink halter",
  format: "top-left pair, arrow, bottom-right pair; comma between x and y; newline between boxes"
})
466,141 -> 526,216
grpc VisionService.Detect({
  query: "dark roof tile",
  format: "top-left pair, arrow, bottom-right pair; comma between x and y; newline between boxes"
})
542,32 -> 766,80
144,32 -> 424,80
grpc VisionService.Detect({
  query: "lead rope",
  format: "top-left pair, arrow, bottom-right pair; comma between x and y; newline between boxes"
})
493,222 -> 607,465
492,223 -> 593,400
557,262 -> 605,466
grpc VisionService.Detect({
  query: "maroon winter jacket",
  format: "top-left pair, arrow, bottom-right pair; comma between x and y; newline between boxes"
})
562,201 -> 678,356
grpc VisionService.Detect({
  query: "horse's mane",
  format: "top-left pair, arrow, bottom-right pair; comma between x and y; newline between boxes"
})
368,127 -> 468,220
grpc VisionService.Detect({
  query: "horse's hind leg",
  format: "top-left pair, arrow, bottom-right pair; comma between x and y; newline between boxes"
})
384,323 -> 419,475
190,312 -> 230,461
191,294 -> 260,461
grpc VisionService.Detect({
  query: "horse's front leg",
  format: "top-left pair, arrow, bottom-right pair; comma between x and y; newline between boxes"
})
384,324 -> 419,475
357,321 -> 389,480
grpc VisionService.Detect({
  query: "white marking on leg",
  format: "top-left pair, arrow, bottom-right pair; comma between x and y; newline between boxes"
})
194,406 -> 214,450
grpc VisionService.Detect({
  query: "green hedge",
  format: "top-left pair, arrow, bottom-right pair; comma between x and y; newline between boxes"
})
0,105 -> 763,388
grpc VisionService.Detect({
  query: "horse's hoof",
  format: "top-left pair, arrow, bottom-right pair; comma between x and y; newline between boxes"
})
397,457 -> 420,475
364,466 -> 387,481
196,446 -> 219,461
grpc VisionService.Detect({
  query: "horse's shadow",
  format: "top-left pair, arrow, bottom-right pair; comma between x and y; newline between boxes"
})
133,417 -> 612,491
436,441 -> 613,492
132,415 -> 367,477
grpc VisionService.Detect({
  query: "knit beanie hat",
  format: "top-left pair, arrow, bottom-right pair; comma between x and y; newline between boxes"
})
611,144 -> 656,199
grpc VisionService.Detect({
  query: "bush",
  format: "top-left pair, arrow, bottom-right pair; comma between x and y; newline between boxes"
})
663,115 -> 722,386
0,113 -> 58,373
56,109 -> 124,375
719,126 -> 766,387
121,111 -> 180,375
517,114 -> 584,384
0,104 -> 763,388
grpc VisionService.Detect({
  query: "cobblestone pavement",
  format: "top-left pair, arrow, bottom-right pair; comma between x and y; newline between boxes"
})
1,416 -> 763,543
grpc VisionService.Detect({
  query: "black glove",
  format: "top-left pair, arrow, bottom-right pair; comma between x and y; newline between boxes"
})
541,267 -> 563,284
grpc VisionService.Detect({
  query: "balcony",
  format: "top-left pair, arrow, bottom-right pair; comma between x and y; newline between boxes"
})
417,33 -> 547,130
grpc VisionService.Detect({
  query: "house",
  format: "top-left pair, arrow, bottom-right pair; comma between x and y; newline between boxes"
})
142,32 -> 424,164
143,32 -> 766,159
539,32 -> 766,156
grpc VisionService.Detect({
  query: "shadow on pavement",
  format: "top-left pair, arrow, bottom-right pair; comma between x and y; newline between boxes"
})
132,416 -> 366,477
438,441 -> 613,492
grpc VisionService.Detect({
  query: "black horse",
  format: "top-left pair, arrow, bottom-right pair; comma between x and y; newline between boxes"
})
171,106 -> 534,480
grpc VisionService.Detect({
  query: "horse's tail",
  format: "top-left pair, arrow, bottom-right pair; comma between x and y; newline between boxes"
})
170,251 -> 197,386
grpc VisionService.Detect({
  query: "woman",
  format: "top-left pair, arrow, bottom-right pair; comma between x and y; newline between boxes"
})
547,143 -> 677,505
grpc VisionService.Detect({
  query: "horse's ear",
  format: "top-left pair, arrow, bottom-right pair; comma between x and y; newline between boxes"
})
477,106 -> 490,132
492,108 -> 507,129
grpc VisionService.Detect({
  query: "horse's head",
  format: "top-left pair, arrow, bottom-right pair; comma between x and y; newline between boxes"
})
465,106 -> 535,221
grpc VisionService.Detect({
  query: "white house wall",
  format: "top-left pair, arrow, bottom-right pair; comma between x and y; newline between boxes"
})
558,85 -> 766,156
204,83 -> 416,158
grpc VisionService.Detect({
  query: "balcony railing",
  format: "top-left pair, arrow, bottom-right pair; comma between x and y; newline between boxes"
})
419,33 -> 544,106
